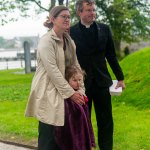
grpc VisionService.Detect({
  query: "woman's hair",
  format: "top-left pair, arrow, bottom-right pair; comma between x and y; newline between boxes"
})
44,5 -> 69,28
76,0 -> 95,12
65,65 -> 85,82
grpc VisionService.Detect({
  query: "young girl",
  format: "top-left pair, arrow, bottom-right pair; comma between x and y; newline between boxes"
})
55,65 -> 96,150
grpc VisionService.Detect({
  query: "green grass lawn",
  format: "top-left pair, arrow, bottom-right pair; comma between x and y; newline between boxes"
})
92,104 -> 150,150
0,47 -> 150,149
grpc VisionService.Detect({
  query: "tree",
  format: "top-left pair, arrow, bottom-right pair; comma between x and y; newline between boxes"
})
0,0 -> 30,25
1,0 -> 149,52
0,37 -> 6,48
0,0 -> 66,25
95,0 -> 150,51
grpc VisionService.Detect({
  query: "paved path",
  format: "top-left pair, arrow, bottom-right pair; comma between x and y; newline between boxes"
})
0,142 -> 34,150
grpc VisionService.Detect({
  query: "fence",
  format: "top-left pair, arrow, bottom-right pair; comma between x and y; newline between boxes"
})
0,59 -> 36,70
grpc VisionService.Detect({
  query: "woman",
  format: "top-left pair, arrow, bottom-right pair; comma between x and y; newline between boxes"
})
25,6 -> 85,150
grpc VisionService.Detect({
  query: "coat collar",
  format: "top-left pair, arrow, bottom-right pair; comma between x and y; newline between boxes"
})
47,29 -> 70,41
48,29 -> 61,41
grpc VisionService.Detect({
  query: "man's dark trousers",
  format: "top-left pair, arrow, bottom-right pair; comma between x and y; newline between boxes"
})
86,81 -> 113,150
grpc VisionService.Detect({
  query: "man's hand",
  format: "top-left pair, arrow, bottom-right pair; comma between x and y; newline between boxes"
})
115,80 -> 126,90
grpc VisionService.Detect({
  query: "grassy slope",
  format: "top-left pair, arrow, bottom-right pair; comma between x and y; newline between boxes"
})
111,47 -> 150,109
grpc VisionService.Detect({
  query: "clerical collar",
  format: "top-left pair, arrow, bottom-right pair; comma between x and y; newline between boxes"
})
80,21 -> 93,28
85,24 -> 91,28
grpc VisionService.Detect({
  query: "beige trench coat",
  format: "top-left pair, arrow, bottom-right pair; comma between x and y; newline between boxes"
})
25,29 -> 81,126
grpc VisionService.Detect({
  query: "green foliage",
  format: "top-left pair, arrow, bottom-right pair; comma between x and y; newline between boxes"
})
0,0 -> 70,26
0,0 -> 31,25
0,38 -> 16,49
69,1 -> 78,24
0,37 -> 5,48
95,0 -> 150,51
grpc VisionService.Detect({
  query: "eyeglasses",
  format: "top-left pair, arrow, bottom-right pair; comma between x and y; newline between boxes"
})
84,9 -> 96,13
58,15 -> 71,20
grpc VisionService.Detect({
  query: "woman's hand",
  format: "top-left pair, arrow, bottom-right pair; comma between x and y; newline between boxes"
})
70,91 -> 85,105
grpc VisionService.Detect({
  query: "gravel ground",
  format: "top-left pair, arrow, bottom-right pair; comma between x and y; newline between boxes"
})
0,142 -> 35,150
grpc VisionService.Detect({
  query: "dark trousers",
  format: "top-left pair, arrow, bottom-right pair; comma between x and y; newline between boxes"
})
38,121 -> 60,150
86,83 -> 113,150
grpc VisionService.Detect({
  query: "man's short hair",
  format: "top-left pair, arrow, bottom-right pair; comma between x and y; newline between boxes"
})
76,0 -> 95,12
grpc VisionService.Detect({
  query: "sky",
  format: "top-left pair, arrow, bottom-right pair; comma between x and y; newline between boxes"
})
0,18 -> 48,39
0,2 -> 50,39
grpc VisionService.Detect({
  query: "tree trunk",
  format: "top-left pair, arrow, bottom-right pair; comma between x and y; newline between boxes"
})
66,0 -> 69,6
58,0 -> 64,5
114,39 -> 122,57
49,0 -> 56,10
114,39 -> 121,52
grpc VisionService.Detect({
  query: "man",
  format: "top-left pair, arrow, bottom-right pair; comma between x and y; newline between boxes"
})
70,0 -> 125,150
